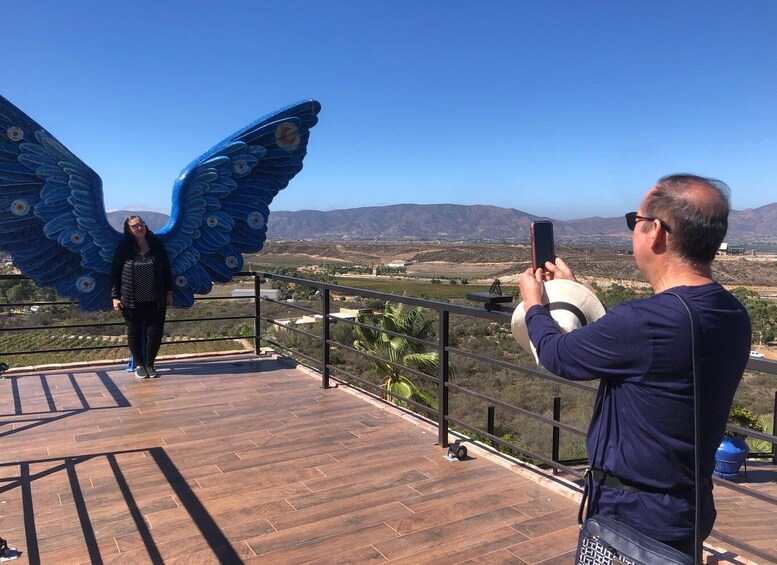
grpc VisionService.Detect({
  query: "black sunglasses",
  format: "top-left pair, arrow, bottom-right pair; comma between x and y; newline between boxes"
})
625,212 -> 672,233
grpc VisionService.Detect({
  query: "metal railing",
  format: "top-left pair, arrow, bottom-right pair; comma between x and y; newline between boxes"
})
254,271 -> 777,563
2,271 -> 777,561
0,273 -> 260,360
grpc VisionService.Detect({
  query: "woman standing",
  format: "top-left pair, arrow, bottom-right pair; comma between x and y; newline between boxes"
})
111,216 -> 173,378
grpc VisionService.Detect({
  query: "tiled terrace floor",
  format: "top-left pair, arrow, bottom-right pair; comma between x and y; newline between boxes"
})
0,353 -> 774,564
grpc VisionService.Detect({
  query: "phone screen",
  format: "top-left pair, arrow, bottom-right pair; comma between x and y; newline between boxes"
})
531,221 -> 555,271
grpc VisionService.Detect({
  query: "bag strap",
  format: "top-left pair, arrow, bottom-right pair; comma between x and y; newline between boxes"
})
667,291 -> 702,565
579,292 -> 702,564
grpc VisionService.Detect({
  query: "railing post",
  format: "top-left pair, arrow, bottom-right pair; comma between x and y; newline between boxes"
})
773,391 -> 777,464
438,310 -> 449,447
322,288 -> 330,389
487,406 -> 495,436
552,396 -> 561,474
253,274 -> 261,355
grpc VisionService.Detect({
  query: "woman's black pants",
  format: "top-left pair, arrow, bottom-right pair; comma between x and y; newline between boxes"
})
123,301 -> 166,367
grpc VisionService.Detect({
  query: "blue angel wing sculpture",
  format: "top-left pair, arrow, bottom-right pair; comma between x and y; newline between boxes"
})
0,94 -> 320,310
158,99 -> 320,306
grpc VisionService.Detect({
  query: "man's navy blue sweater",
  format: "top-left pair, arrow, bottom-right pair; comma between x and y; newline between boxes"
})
526,282 -> 750,541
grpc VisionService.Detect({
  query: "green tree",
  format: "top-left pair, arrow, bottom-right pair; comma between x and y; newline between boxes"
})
731,287 -> 777,344
595,283 -> 651,309
353,302 -> 440,408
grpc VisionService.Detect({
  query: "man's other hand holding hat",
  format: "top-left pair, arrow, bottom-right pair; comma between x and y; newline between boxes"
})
513,258 -> 604,366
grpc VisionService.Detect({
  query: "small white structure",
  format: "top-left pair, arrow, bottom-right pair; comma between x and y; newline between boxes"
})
274,308 -> 368,332
231,288 -> 280,300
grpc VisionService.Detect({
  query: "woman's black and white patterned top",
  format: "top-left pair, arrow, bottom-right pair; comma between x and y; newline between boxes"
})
132,252 -> 158,303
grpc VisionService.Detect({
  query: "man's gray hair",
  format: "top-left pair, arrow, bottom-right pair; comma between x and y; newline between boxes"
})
643,174 -> 730,265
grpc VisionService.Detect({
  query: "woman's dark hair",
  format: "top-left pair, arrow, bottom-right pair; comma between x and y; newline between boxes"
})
121,215 -> 161,249
642,174 -> 730,266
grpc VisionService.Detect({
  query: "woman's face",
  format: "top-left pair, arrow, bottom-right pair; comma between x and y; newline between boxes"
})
128,218 -> 147,239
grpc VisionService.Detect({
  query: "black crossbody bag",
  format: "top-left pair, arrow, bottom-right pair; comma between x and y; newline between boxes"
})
575,293 -> 701,565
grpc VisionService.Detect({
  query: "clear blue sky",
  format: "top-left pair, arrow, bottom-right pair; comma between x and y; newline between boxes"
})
4,1 -> 776,219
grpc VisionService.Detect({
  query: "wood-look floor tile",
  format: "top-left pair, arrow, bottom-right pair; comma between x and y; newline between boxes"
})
2,355 -> 769,564
505,525 -> 580,563
374,506 -> 525,560
268,488 -> 416,531
387,525 -> 527,565
303,543 -> 389,565
251,522 -> 399,564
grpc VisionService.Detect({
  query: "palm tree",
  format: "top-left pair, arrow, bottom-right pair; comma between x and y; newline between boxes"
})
353,302 -> 441,408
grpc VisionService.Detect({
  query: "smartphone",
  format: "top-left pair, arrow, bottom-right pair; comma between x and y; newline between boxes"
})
530,221 -> 555,271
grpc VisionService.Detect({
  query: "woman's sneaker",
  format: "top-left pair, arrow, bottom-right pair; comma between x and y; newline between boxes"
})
135,366 -> 149,379
147,365 -> 159,378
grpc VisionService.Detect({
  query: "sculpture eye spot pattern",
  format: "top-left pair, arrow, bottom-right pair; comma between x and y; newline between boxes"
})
233,160 -> 249,175
247,212 -> 265,230
76,276 -> 95,293
11,199 -> 30,216
206,216 -> 218,227
275,122 -> 300,151
175,276 -> 188,288
7,126 -> 23,141
225,256 -> 238,269
71,232 -> 84,245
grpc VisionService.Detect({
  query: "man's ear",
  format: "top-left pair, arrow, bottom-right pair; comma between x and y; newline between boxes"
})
649,221 -> 668,253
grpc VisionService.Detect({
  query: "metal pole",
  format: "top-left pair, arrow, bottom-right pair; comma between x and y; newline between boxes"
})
487,405 -> 495,437
322,289 -> 330,389
438,310 -> 449,447
552,396 -> 561,474
772,391 -> 777,464
253,274 -> 261,355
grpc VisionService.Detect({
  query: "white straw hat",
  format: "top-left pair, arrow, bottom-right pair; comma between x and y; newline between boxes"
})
511,279 -> 606,364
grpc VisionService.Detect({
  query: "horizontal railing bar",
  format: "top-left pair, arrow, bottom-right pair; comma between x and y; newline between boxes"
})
0,315 -> 254,334
445,381 -> 586,437
257,315 -> 324,341
746,357 -> 777,372
710,529 -> 777,563
711,475 -> 777,505
0,322 -> 126,332
0,301 -> 79,307
2,335 -> 252,357
332,316 -> 436,349
723,426 -> 776,445
189,295 -> 247,301
446,346 -> 598,393
328,364 -> 436,417
260,337 -> 323,367
271,321 -> 323,341
259,272 -> 512,322
166,315 -> 253,323
3,343 -> 128,355
159,336 -> 250,345
445,414 -> 585,480
260,317 -> 324,341
259,297 -> 321,316
327,339 -> 439,385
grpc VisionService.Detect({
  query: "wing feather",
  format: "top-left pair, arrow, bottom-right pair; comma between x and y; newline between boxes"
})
0,95 -> 122,309
160,99 -> 320,304
0,95 -> 320,310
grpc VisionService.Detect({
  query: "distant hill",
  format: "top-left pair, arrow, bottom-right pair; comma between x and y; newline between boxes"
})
105,202 -> 777,248
268,202 -> 777,244
106,211 -> 170,232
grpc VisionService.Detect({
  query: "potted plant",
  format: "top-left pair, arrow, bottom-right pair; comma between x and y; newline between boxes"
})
714,405 -> 765,479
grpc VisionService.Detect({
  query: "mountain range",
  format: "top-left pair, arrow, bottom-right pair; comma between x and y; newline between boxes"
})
107,203 -> 777,248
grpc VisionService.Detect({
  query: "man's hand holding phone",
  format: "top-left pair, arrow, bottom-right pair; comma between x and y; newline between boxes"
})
544,257 -> 577,282
519,257 -> 579,314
